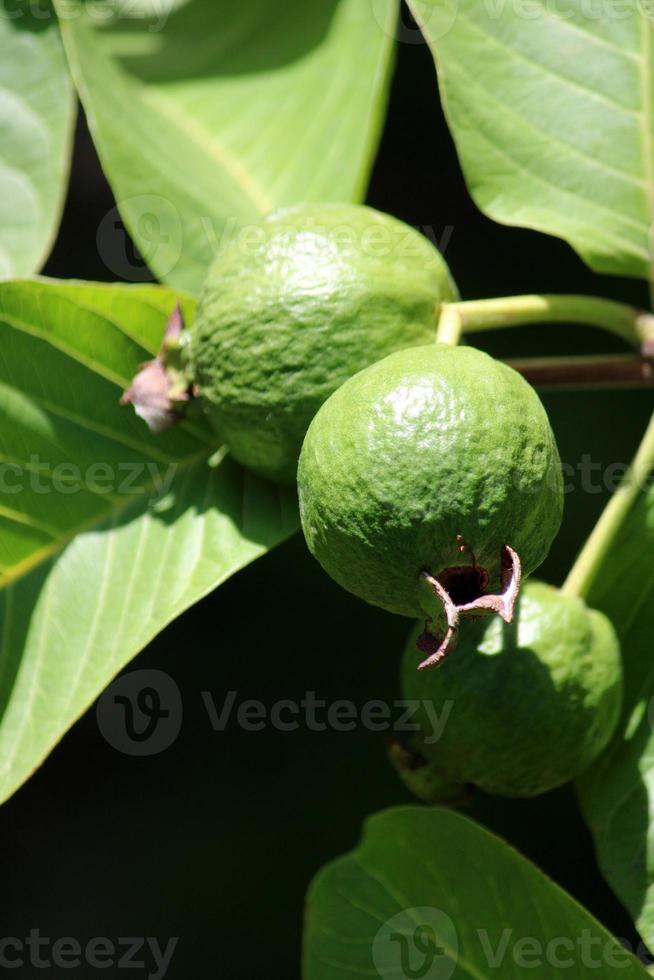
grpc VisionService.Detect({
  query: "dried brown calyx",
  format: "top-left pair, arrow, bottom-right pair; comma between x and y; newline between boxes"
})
416,544 -> 522,670
121,304 -> 194,432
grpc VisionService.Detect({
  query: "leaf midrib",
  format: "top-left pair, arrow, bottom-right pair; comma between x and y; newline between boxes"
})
0,379 -> 179,465
350,852 -> 489,980
0,445 -> 212,592
0,504 -> 60,540
139,88 -> 274,216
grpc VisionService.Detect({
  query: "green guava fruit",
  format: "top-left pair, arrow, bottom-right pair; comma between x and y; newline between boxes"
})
184,203 -> 457,483
392,580 -> 623,800
298,344 -> 563,657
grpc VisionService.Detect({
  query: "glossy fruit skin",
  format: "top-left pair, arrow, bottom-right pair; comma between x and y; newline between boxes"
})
185,203 -> 457,484
298,344 -> 563,618
399,581 -> 623,799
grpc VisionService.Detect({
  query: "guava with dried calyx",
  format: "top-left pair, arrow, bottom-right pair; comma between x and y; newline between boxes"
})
298,344 -> 564,663
183,203 -> 457,484
391,580 -> 623,801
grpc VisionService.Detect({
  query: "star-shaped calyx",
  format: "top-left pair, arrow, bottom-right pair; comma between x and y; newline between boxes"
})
416,544 -> 522,670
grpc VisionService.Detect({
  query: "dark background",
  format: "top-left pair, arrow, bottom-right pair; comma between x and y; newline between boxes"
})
2,5 -> 652,977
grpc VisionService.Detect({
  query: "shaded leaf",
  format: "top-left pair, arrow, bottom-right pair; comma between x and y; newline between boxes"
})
305,806 -> 649,978
0,278 -> 298,803
409,0 -> 654,279
577,481 -> 654,948
55,0 -> 399,292
0,2 -> 75,276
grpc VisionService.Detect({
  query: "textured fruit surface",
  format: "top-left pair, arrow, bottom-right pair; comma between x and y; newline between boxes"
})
186,203 -> 457,483
298,344 -> 563,618
399,581 -> 623,798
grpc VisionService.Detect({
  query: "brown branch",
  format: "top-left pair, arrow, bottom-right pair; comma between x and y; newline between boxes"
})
504,354 -> 654,389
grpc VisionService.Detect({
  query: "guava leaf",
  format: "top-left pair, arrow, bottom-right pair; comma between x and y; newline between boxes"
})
53,0 -> 398,294
408,0 -> 654,280
304,806 -> 649,978
0,2 -> 75,277
0,278 -> 298,804
576,478 -> 654,948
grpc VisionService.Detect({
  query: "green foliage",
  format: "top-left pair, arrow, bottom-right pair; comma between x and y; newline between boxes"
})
409,0 -> 654,280
577,480 -> 654,947
304,806 -> 650,978
0,279 -> 297,803
54,0 -> 399,293
2,0 -> 654,972
0,2 -> 75,275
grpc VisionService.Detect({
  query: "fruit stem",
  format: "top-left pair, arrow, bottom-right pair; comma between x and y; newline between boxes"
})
435,305 -> 464,346
444,295 -> 654,351
562,411 -> 654,599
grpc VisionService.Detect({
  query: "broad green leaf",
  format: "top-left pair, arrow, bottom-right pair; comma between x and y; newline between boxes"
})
0,278 -> 298,803
577,481 -> 654,947
54,0 -> 398,293
408,0 -> 654,280
0,2 -> 75,276
304,806 -> 649,978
